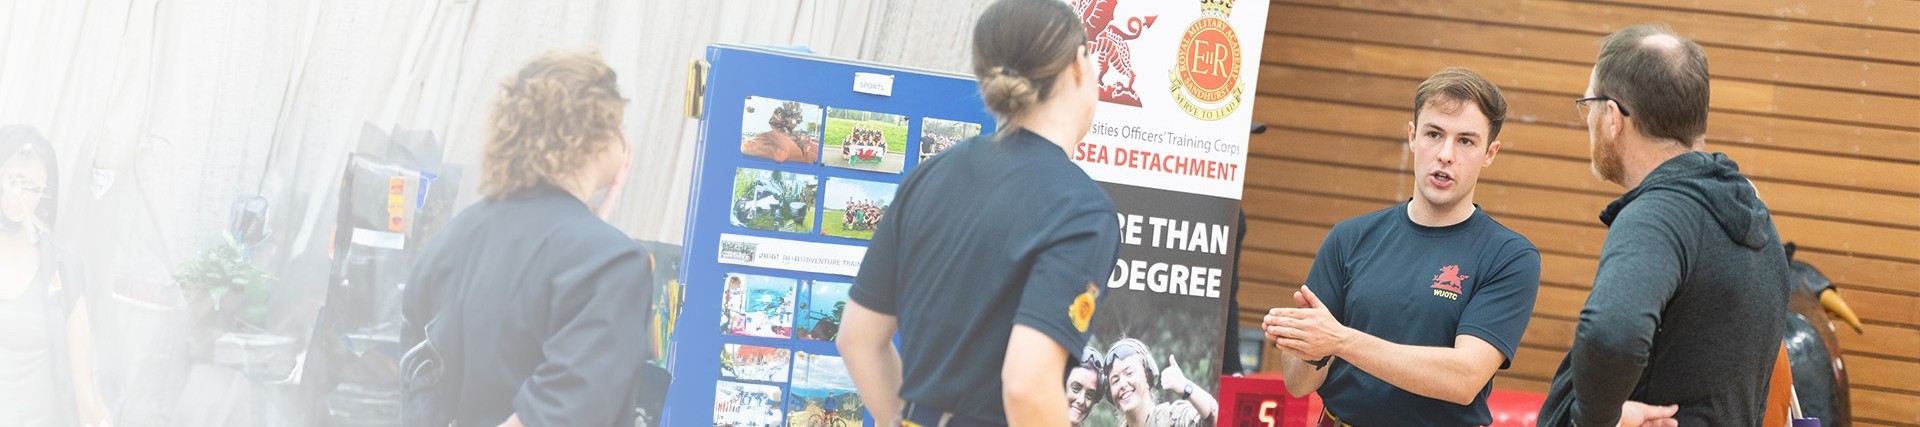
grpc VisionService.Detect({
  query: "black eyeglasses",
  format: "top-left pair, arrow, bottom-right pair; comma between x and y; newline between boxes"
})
1575,96 -> 1631,118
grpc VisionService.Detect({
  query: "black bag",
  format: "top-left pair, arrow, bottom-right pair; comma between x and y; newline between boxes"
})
401,316 -> 458,427
633,363 -> 672,427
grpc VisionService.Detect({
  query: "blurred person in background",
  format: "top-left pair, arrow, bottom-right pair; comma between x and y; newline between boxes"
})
0,124 -> 113,427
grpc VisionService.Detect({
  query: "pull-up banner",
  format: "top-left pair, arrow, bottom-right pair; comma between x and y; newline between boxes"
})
1064,0 -> 1267,425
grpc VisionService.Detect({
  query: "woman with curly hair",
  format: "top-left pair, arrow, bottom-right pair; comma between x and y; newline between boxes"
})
401,51 -> 656,427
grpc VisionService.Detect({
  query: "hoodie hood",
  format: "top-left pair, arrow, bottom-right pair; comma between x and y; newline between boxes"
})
1599,152 -> 1775,249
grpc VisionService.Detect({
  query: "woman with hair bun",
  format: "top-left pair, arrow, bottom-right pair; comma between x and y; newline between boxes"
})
837,0 -> 1120,425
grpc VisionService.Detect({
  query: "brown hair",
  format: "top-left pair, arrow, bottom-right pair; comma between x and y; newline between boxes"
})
1594,23 -> 1710,145
971,0 -> 1086,128
480,51 -> 627,200
1412,67 -> 1509,143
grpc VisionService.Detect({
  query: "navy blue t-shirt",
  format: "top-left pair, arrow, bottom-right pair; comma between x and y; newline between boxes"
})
1307,203 -> 1540,427
850,129 -> 1120,424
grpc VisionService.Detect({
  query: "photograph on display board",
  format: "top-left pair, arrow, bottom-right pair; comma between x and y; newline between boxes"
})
714,380 -> 785,427
819,178 -> 898,241
788,352 -> 866,427
720,343 -> 793,383
741,96 -> 824,164
918,117 -> 981,161
795,280 -> 851,342
822,107 -> 909,173
719,273 -> 798,339
730,168 -> 819,234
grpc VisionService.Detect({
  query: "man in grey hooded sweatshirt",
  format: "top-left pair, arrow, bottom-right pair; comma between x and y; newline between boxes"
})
1538,24 -> 1790,427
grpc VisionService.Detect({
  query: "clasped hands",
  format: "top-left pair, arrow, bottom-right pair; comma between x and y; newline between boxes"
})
1263,286 -> 1349,362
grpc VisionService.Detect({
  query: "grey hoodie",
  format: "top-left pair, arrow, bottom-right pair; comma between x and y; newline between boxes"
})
1538,152 -> 1791,427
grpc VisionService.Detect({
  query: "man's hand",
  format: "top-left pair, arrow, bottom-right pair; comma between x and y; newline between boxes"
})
1617,401 -> 1678,427
1263,308 -> 1314,361
1262,285 -> 1326,353
1267,286 -> 1349,360
1293,287 -> 1316,309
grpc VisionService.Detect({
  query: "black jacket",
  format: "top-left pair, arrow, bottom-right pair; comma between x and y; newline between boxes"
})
402,184 -> 656,427
1539,152 -> 1790,427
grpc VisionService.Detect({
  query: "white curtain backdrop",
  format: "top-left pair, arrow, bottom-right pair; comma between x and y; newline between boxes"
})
0,0 -> 989,425
0,0 -> 995,257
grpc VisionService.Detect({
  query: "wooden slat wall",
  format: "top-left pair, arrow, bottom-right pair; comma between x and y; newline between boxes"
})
1241,1 -> 1920,425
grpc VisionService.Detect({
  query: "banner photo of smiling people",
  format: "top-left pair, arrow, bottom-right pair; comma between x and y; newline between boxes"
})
1062,0 -> 1268,426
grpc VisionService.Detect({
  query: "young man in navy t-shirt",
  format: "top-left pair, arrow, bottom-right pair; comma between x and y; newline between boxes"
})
1261,68 -> 1542,427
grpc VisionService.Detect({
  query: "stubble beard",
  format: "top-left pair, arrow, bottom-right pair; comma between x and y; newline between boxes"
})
1591,135 -> 1625,185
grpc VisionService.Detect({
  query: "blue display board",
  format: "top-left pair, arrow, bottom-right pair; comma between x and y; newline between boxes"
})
664,44 -> 995,427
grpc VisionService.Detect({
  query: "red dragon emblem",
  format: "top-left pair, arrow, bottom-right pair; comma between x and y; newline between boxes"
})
1431,265 -> 1470,294
1074,0 -> 1156,107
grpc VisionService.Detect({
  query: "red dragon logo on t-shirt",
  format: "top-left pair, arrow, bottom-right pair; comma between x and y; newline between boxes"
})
1430,265 -> 1469,300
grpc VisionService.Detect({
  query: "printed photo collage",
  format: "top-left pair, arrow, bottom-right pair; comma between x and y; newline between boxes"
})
714,273 -> 863,427
716,97 -> 983,427
731,96 -> 984,241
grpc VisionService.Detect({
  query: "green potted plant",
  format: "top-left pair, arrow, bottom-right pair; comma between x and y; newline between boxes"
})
174,233 -> 273,328
173,233 -> 293,377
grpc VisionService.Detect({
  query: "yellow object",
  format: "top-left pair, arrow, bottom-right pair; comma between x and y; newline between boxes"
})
1070,282 -> 1099,333
685,59 -> 709,118
386,177 -> 407,232
1819,289 -> 1865,334
1320,408 -> 1355,427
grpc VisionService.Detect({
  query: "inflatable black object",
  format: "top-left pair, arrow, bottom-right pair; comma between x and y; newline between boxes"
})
1783,242 -> 1866,427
